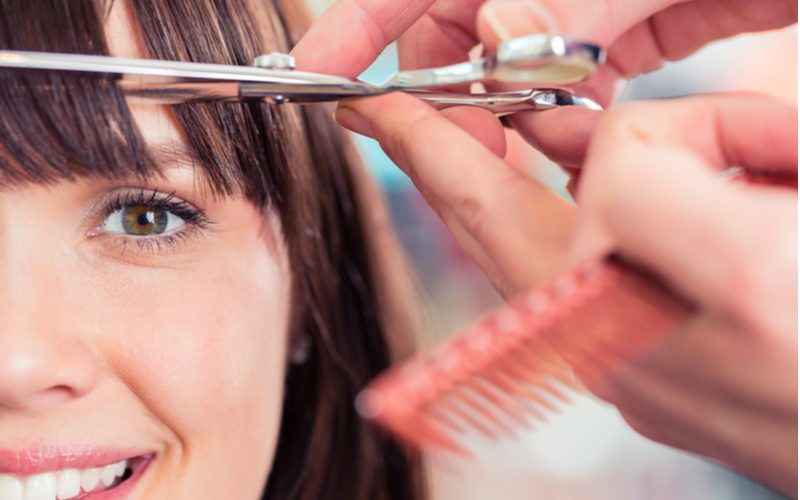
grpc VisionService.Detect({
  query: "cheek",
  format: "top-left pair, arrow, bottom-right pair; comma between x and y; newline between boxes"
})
88,235 -> 290,494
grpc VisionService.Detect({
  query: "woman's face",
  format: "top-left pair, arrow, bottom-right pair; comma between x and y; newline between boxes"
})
0,4 -> 290,499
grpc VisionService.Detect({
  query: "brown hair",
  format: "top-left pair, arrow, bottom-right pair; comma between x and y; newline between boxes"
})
0,0 -> 423,498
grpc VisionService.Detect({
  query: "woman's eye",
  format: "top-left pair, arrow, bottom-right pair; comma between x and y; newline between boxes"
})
101,203 -> 185,236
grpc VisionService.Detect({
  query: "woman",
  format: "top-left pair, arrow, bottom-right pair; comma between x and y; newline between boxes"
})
0,1 -> 422,499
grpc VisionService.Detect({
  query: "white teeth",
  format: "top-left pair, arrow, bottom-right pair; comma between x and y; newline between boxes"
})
99,465 -> 116,488
79,468 -> 100,493
0,459 -> 129,500
54,470 -> 80,500
0,474 -> 23,500
22,473 -> 55,500
114,461 -> 126,478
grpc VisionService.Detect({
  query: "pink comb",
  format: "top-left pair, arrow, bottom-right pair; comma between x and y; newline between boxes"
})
356,254 -> 691,454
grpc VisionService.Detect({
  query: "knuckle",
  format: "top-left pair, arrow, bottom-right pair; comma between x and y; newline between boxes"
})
582,103 -> 665,217
452,190 -> 491,242
452,170 -> 520,245
384,106 -> 438,165
597,103 -> 659,144
351,0 -> 390,57
724,244 -> 776,328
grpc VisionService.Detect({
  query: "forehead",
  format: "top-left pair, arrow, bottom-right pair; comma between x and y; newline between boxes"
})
105,0 -> 143,58
105,1 -> 186,160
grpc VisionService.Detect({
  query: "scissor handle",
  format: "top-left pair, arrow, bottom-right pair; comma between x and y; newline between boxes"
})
384,34 -> 604,89
491,34 -> 604,84
411,88 -> 602,115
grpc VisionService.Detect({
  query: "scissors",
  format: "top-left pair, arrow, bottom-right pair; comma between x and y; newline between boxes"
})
0,34 -> 604,115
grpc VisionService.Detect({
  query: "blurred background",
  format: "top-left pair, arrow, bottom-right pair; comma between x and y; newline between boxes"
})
305,2 -> 797,499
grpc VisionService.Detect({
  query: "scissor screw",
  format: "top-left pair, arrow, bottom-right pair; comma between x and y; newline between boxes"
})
252,53 -> 296,70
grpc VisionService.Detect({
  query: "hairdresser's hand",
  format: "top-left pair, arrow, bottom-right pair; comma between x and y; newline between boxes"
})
294,0 -> 796,292
473,0 -> 797,167
332,85 -> 798,492
565,93 -> 797,495
295,3 -> 576,295
294,0 -> 796,166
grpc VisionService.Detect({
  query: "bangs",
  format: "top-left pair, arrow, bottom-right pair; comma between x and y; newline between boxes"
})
0,0 -> 301,209
0,1 -> 156,186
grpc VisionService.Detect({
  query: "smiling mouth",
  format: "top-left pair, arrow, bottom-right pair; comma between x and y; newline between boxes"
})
0,454 -> 152,500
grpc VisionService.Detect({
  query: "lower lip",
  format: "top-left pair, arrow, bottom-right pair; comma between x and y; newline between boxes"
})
80,455 -> 153,500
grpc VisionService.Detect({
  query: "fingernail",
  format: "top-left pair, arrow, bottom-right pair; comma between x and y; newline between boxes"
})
481,0 -> 559,41
333,106 -> 372,137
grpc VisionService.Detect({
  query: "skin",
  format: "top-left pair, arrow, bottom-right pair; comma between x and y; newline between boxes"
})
0,2 -> 290,499
294,0 -> 798,494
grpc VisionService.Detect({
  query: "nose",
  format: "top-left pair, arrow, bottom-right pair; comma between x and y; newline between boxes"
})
0,225 -> 100,410
0,326 -> 100,409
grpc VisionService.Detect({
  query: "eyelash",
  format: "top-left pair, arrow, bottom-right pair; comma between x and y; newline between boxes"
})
96,189 -> 212,255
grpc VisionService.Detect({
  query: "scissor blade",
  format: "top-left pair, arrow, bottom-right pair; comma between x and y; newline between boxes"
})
0,50 -> 375,103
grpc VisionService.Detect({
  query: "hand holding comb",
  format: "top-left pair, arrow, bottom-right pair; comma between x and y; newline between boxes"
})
356,253 -> 693,454
355,168 -> 796,455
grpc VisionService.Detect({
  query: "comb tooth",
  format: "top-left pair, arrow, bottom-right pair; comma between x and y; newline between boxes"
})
503,345 -> 577,404
444,323 -> 528,437
416,416 -> 471,455
460,314 -> 544,429
426,333 -> 510,439
424,402 -> 468,434
490,308 -> 574,385
422,336 -> 522,440
477,303 -> 582,419
357,383 -> 470,455
470,376 -> 535,430
494,363 -> 572,411
488,354 -> 566,413
450,384 -> 518,438
478,367 -> 550,422
404,412 -> 471,455
478,371 -> 558,422
433,393 -> 501,439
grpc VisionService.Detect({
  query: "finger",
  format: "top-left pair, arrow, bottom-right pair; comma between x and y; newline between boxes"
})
475,0 -> 795,165
594,314 -> 798,493
397,0 -> 486,71
475,0 -> 650,166
509,106 -> 602,169
606,0 -> 797,78
586,95 -> 798,174
570,95 -> 798,314
477,0 -> 794,78
335,92 -> 575,292
396,1 -> 504,154
438,106 -> 507,158
290,0 -> 435,75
